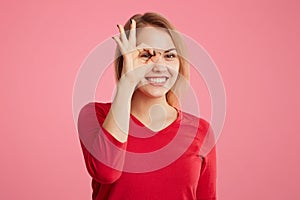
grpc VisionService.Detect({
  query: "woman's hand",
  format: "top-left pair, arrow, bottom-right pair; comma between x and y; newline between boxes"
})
112,19 -> 149,88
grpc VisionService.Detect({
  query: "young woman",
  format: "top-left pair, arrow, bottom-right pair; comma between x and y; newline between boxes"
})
78,12 -> 217,200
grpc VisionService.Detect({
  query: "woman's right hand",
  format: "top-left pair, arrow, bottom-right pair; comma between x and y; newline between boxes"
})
112,19 -> 149,88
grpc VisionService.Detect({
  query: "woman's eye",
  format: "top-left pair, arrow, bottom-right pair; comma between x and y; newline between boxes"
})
165,53 -> 176,59
140,51 -> 152,58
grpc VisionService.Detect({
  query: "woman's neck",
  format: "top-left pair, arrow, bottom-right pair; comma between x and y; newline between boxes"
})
130,90 -> 176,130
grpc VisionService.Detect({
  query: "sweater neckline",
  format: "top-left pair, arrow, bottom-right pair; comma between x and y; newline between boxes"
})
129,107 -> 182,133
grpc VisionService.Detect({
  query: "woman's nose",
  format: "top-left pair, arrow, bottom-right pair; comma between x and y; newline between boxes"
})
152,63 -> 167,72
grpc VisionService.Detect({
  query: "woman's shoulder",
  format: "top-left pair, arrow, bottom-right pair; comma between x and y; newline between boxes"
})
180,111 -> 210,133
80,101 -> 112,112
79,101 -> 112,121
180,111 -> 215,157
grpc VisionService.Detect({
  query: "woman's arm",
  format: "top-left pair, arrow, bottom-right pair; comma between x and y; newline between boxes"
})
196,145 -> 217,200
78,103 -> 126,184
77,19 -> 148,183
103,19 -> 149,143
102,79 -> 135,142
197,123 -> 217,199
78,103 -> 127,184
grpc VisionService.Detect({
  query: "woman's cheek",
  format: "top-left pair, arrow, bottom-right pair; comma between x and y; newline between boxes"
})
167,63 -> 180,75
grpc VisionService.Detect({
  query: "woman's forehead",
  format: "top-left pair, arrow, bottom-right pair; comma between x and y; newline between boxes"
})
136,27 -> 175,50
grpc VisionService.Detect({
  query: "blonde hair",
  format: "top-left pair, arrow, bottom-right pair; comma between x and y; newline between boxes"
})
114,12 -> 190,108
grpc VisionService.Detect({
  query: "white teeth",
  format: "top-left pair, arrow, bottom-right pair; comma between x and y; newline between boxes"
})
147,77 -> 167,83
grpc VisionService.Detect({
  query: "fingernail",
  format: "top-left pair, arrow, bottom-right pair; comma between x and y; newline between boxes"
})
153,50 -> 156,56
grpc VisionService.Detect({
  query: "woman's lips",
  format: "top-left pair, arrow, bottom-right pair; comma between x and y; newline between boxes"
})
145,76 -> 169,86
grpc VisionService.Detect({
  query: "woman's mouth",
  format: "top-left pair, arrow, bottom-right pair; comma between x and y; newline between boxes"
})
145,77 -> 169,86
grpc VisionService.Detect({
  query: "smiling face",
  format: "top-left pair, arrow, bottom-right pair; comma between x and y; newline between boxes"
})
135,26 -> 180,99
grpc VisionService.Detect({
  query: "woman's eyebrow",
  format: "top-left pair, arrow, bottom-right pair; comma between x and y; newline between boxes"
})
164,48 -> 177,53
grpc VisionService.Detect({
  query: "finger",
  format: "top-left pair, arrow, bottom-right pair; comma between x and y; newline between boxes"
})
117,24 -> 128,43
112,36 -> 125,54
128,19 -> 136,44
149,49 -> 155,56
121,64 -> 151,84
133,63 -> 152,77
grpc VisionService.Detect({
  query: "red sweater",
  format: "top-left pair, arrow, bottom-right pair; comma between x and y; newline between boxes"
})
78,102 -> 217,200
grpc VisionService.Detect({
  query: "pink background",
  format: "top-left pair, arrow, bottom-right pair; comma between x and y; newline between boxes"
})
1,0 -> 299,199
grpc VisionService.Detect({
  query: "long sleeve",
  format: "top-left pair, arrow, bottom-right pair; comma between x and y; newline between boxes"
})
77,102 -> 127,184
197,124 -> 217,200
197,145 -> 217,200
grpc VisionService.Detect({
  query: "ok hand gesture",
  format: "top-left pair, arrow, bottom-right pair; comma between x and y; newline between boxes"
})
112,19 -> 150,88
